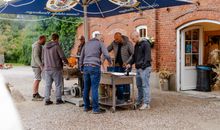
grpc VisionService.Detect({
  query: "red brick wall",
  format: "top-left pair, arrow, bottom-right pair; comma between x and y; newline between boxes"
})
75,0 -> 220,72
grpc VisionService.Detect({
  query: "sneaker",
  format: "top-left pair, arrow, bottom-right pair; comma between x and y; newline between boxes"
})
56,99 -> 64,105
135,102 -> 142,107
32,93 -> 44,101
45,100 -> 53,105
92,108 -> 106,114
139,104 -> 150,110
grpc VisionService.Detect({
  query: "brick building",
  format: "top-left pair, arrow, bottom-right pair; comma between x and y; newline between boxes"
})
74,0 -> 220,91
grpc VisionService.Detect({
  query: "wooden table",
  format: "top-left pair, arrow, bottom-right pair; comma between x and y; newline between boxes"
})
99,72 -> 136,113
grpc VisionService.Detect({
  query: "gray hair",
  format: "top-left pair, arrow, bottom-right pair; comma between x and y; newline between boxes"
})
95,34 -> 104,42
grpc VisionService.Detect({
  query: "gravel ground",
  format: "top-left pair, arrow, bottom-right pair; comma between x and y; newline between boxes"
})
1,66 -> 220,130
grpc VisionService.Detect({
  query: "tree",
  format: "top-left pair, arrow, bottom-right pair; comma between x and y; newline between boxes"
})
36,17 -> 82,57
0,14 -> 82,65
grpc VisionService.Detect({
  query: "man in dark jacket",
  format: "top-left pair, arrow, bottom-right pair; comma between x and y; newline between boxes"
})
43,33 -> 68,105
107,32 -> 134,101
127,31 -> 152,110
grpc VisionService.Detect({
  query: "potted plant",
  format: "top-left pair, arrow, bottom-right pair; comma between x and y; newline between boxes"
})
159,69 -> 172,91
212,64 -> 220,91
209,49 -> 220,91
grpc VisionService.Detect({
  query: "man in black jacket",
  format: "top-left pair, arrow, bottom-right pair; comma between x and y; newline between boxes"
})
127,31 -> 152,110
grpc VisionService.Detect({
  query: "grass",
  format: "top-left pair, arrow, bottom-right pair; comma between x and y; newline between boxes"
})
6,63 -> 26,66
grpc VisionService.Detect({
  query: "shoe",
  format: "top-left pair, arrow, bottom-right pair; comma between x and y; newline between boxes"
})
56,99 -> 64,105
45,100 -> 53,105
32,93 -> 44,101
84,107 -> 92,112
92,108 -> 106,114
117,99 -> 125,104
139,104 -> 150,110
135,102 -> 142,107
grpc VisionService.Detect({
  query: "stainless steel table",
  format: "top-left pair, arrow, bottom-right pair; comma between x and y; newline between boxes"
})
99,72 -> 136,113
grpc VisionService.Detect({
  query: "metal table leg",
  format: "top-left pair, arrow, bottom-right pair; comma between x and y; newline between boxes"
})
111,80 -> 116,113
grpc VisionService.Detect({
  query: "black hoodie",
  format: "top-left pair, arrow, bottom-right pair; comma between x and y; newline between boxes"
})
128,39 -> 152,69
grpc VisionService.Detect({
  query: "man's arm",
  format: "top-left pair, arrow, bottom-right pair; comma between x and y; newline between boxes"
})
41,47 -> 44,66
142,41 -> 151,69
107,42 -> 113,52
126,41 -> 134,64
33,45 -> 43,68
57,45 -> 68,64
101,43 -> 112,64
79,46 -> 85,70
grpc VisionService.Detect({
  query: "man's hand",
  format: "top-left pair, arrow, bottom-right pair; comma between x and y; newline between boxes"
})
123,63 -> 127,68
126,64 -> 131,69
40,65 -> 44,71
108,61 -> 112,66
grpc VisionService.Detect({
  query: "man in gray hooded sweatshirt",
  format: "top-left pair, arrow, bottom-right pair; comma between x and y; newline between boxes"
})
43,33 -> 68,105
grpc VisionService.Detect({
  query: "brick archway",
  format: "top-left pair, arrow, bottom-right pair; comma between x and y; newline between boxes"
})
176,19 -> 220,91
174,10 -> 220,29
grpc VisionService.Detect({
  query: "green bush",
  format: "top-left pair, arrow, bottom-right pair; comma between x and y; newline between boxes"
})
0,15 -> 82,65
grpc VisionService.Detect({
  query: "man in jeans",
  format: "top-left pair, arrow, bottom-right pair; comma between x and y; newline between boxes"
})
127,31 -> 152,110
31,35 -> 46,101
43,33 -> 68,105
80,34 -> 111,114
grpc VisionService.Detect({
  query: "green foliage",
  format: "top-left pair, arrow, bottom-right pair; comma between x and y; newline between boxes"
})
0,15 -> 82,65
37,17 -> 81,57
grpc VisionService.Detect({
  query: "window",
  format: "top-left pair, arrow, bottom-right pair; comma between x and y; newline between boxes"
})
184,29 -> 200,67
92,31 -> 100,38
136,25 -> 148,38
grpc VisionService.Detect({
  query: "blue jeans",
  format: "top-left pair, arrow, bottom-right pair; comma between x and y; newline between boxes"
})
136,67 -> 151,104
83,66 -> 101,112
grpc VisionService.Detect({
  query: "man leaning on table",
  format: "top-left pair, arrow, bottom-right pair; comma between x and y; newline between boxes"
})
80,34 -> 112,114
126,31 -> 152,110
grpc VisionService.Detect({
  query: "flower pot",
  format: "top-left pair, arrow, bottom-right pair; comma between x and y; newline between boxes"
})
159,79 -> 169,91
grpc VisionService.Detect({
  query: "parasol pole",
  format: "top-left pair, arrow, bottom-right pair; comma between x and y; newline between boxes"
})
83,0 -> 89,42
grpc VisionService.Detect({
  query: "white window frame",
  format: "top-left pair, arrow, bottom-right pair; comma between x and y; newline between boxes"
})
92,31 -> 100,38
136,25 -> 148,39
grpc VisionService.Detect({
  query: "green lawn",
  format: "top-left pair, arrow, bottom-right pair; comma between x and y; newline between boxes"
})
6,63 -> 25,66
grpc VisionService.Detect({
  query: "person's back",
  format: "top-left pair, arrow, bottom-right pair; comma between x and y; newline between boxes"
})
83,39 -> 104,66
43,33 -> 67,105
43,41 -> 66,71
80,34 -> 111,114
80,38 -> 111,67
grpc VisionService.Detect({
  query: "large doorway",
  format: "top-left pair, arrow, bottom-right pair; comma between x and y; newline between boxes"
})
177,20 -> 220,91
180,27 -> 203,90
